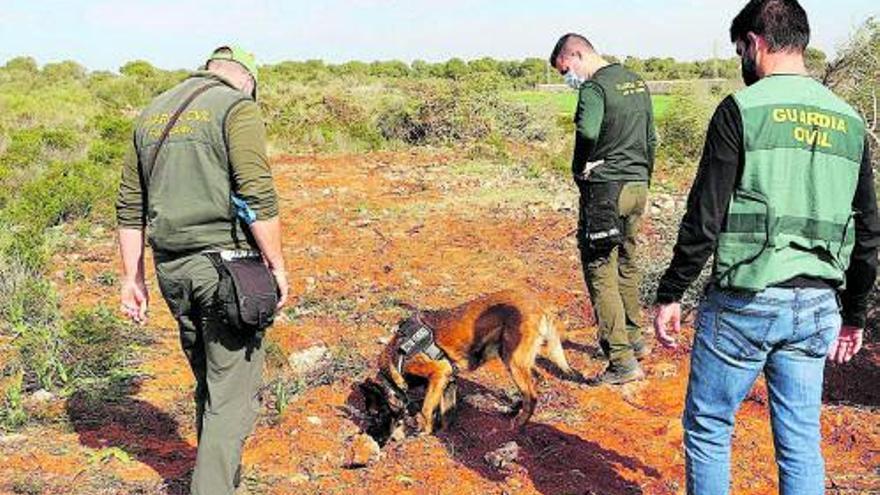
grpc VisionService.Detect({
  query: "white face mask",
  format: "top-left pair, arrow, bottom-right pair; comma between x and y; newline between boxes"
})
564,69 -> 585,90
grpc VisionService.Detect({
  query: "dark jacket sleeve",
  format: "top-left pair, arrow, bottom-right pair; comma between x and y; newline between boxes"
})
655,96 -> 742,304
839,140 -> 880,328
571,82 -> 605,177
226,100 -> 279,220
115,135 -> 146,228
647,109 -> 658,180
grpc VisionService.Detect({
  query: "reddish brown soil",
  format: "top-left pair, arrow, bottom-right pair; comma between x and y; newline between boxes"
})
1,150 -> 877,494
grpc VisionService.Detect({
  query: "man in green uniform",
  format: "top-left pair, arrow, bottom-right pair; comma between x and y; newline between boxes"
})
116,46 -> 288,495
550,33 -> 657,384
653,1 -> 879,493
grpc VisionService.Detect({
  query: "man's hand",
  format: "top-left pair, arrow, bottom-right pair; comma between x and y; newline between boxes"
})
121,278 -> 149,325
118,227 -> 147,325
272,268 -> 289,312
249,216 -> 287,312
828,325 -> 864,364
653,303 -> 682,349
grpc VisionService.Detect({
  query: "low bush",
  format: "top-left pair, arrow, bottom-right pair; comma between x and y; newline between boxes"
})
655,84 -> 718,165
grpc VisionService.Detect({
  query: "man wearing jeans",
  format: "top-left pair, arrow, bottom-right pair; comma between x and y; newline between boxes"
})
550,33 -> 657,384
653,1 -> 880,494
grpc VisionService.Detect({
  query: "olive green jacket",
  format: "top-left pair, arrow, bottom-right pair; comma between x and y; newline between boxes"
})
116,71 -> 277,254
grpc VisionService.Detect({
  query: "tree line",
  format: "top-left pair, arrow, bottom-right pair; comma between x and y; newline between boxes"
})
1,48 -> 830,88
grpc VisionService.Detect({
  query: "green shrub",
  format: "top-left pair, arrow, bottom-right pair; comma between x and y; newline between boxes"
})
87,73 -> 149,109
0,373 -> 27,431
42,61 -> 87,82
16,323 -> 67,390
374,79 -> 553,146
0,258 -> 58,330
91,112 -> 132,143
1,128 -> 45,168
87,114 -> 131,165
656,84 -> 717,165
6,159 -> 114,230
62,306 -> 132,386
87,140 -> 126,166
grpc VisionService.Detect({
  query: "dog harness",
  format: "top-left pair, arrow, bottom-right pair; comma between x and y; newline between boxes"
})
378,314 -> 458,410
394,314 -> 450,375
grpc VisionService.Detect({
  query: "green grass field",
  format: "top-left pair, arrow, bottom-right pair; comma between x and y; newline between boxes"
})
508,91 -> 671,119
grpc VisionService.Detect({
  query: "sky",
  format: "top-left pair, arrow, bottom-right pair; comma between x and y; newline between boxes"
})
0,0 -> 876,72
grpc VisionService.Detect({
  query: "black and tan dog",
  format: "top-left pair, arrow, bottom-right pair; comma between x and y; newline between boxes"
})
359,288 -> 573,445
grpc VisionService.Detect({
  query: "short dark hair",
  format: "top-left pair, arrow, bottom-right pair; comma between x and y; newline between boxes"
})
730,0 -> 810,52
549,33 -> 595,68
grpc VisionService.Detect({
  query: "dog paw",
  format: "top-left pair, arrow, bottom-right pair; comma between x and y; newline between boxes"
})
416,416 -> 433,436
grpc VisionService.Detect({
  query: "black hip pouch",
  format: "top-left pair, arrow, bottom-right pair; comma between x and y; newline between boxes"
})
206,251 -> 279,333
578,181 -> 625,253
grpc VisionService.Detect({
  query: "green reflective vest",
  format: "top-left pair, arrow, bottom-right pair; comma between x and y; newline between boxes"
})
134,73 -> 251,254
715,75 -> 866,291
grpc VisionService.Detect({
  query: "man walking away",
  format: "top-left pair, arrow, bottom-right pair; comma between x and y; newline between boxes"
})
653,1 -> 880,493
550,33 -> 657,384
116,46 -> 289,494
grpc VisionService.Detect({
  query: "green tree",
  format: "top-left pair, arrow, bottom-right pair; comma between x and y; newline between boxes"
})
335,60 -> 369,77
443,58 -> 468,80
42,60 -> 87,81
368,60 -> 410,78
119,60 -> 157,78
4,56 -> 38,73
468,57 -> 500,73
824,18 -> 879,153
804,47 -> 827,77
411,59 -> 431,78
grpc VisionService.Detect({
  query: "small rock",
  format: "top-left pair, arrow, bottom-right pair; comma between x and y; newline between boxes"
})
464,393 -> 514,415
376,336 -> 391,345
654,363 -> 678,379
30,389 -> 54,403
350,219 -> 372,228
396,475 -> 415,486
288,345 -> 331,375
0,434 -> 27,445
484,441 -> 521,469
289,473 -> 310,485
306,416 -> 322,426
344,433 -> 382,468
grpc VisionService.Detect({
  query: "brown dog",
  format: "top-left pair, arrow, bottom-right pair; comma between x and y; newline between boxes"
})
360,288 -> 573,444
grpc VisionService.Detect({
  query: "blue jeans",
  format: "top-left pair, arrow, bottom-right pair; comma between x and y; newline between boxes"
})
683,287 -> 841,495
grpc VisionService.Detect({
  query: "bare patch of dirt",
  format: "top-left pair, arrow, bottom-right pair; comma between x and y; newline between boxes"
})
3,150 -> 877,494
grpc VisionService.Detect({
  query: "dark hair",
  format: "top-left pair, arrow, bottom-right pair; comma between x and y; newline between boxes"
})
730,0 -> 810,52
549,33 -> 594,68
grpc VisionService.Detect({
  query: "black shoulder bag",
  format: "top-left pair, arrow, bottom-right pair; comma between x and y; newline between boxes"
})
145,81 -> 279,334
207,249 -> 279,333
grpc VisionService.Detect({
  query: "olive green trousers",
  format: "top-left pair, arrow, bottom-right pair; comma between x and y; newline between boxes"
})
578,182 -> 648,370
155,252 -> 265,495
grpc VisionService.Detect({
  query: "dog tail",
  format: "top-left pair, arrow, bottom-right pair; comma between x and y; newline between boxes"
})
538,311 -> 572,375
